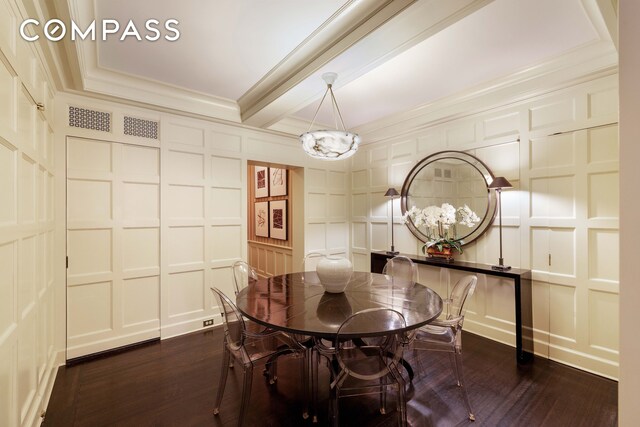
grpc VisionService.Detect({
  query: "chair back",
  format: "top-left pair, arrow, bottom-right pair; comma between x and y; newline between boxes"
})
382,255 -> 417,285
447,275 -> 477,320
301,252 -> 326,271
232,261 -> 258,295
211,287 -> 246,350
335,308 -> 407,381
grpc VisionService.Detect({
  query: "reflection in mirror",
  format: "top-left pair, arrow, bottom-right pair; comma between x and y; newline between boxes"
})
401,151 -> 497,247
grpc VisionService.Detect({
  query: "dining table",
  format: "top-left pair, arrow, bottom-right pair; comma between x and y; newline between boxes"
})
235,271 -> 444,340
235,271 -> 444,422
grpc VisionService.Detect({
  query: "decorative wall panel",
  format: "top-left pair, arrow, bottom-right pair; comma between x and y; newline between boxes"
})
66,138 -> 160,358
351,74 -> 620,378
0,241 -> 16,336
165,122 -> 204,147
3,41 -> 56,417
587,125 -> 618,164
0,140 -> 16,225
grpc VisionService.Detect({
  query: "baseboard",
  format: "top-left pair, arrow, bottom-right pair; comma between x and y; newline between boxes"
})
465,319 -> 619,380
160,313 -> 224,340
24,350 -> 63,427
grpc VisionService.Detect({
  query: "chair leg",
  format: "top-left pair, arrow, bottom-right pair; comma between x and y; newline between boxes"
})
449,352 -> 461,386
453,351 -> 475,421
311,347 -> 319,423
380,376 -> 387,414
302,347 -> 309,420
391,365 -> 408,427
213,346 -> 231,415
238,365 -> 254,427
329,386 -> 339,427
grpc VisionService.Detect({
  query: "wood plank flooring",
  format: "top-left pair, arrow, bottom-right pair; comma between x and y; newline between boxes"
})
43,328 -> 617,426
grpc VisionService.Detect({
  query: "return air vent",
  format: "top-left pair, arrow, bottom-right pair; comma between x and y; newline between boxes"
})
68,106 -> 111,132
124,116 -> 159,140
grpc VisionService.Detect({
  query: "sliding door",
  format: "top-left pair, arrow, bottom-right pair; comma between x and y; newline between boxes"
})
66,137 -> 160,359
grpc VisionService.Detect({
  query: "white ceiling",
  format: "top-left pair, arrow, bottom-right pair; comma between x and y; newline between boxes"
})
59,0 -> 617,138
95,0 -> 347,100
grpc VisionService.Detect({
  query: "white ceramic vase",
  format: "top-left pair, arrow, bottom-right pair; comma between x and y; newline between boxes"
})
316,256 -> 353,293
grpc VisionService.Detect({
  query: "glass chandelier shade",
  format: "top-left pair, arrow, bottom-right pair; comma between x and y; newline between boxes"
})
300,72 -> 360,161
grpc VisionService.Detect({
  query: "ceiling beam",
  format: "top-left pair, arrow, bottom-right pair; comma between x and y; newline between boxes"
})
238,0 -> 417,126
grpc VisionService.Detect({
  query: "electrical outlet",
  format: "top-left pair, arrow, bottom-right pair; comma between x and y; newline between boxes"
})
203,319 -> 214,327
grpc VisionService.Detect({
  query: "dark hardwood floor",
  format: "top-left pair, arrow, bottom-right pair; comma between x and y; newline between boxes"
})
43,328 -> 617,427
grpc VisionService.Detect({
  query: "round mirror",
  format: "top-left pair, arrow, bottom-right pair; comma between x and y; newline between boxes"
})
401,151 -> 497,247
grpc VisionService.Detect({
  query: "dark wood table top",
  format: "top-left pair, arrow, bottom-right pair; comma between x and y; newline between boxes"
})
235,271 -> 443,339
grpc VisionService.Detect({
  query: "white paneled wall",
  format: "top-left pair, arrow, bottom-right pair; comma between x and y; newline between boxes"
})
0,0 -> 58,425
351,74 -> 619,378
306,167 -> 350,259
66,138 -> 161,358
54,92 -> 350,349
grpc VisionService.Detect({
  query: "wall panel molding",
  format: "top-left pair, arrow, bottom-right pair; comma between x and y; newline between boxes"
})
352,73 -> 619,379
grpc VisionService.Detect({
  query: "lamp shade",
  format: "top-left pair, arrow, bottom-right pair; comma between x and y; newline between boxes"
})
384,187 -> 400,197
488,176 -> 513,190
300,130 -> 360,160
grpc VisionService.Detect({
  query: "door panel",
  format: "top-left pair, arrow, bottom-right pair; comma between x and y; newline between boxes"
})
66,137 -> 160,359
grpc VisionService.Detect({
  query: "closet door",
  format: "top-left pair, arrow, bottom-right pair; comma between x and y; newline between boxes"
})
66,137 -> 160,359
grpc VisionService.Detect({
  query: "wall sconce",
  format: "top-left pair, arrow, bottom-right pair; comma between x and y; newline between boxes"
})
384,187 -> 400,255
488,176 -> 513,271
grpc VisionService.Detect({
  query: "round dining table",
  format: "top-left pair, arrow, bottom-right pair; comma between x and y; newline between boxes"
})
235,271 -> 443,339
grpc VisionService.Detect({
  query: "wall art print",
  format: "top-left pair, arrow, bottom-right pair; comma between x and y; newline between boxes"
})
269,167 -> 287,197
255,201 -> 269,237
269,200 -> 287,240
255,166 -> 269,198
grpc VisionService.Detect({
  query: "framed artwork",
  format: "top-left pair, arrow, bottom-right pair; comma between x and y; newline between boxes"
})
255,201 -> 269,237
269,200 -> 287,240
255,166 -> 268,198
269,167 -> 287,197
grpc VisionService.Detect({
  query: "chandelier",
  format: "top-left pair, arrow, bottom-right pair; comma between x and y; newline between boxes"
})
299,72 -> 361,160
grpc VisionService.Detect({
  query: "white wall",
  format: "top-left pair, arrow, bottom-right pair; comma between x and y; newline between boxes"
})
53,92 -> 350,353
618,0 -> 640,423
351,73 -> 620,379
0,0 -> 59,425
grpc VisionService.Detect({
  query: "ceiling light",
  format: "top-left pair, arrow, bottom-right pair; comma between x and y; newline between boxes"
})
299,72 -> 361,161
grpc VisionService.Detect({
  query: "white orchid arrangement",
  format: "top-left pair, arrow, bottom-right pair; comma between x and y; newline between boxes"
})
403,203 -> 481,254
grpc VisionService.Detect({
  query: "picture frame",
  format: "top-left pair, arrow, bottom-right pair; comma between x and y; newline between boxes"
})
254,201 -> 269,237
269,167 -> 287,197
255,166 -> 269,198
269,200 -> 287,240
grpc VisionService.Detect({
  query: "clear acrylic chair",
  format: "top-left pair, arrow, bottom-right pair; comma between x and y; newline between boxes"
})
317,308 -> 409,427
411,275 -> 478,421
232,260 -> 258,295
301,252 -> 326,272
382,255 -> 418,285
210,287 -> 305,426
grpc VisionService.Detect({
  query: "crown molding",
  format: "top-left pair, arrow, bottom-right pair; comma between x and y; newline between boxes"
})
353,41 -> 618,144
40,0 -> 240,122
583,0 -> 618,49
80,68 -> 242,123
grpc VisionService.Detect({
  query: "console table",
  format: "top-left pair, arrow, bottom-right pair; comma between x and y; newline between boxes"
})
371,251 -> 534,364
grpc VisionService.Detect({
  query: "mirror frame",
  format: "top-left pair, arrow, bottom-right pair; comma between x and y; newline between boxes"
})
400,150 -> 498,247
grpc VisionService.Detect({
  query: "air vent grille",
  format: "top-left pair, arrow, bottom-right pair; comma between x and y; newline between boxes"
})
124,116 -> 159,140
68,106 -> 111,132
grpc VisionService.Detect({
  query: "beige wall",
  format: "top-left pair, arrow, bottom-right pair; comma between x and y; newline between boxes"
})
350,73 -> 620,379
0,0 -> 59,424
618,0 -> 639,424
